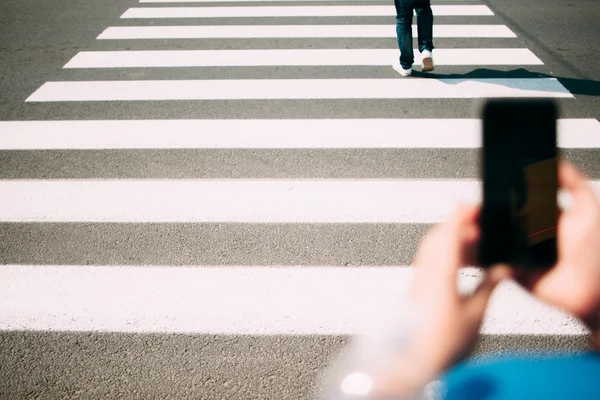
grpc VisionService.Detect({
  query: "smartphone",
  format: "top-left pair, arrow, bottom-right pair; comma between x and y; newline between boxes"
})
478,99 -> 559,269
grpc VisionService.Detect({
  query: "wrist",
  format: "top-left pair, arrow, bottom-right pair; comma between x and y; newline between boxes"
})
372,352 -> 441,398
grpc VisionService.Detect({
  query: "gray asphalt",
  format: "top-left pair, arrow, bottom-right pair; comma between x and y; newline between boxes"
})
1,0 -> 599,398
2,148 -> 600,179
1,332 -> 590,400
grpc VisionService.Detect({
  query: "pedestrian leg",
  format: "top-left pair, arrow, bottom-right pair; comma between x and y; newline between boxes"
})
415,0 -> 434,72
393,0 -> 415,76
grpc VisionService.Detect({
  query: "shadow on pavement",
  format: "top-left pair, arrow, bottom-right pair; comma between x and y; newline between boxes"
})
412,68 -> 600,97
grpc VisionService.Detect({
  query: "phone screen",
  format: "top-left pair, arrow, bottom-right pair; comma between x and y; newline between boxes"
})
479,99 -> 559,268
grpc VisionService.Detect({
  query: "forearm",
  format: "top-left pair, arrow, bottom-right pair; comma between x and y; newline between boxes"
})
370,355 -> 441,399
370,335 -> 463,399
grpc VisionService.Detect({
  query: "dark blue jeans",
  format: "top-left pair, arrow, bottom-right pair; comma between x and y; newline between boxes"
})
394,0 -> 434,69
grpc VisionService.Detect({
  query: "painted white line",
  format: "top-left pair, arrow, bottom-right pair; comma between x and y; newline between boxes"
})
139,0 -> 454,2
64,49 -> 542,68
1,119 -> 598,150
121,5 -> 494,18
0,180 -> 598,223
0,265 -> 586,335
139,0 -> 483,2
25,79 -> 573,102
557,119 -> 600,148
98,25 -> 516,39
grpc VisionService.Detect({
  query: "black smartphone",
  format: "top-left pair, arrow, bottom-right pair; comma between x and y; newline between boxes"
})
478,99 -> 559,269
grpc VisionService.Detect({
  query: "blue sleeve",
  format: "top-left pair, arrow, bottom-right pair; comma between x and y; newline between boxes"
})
440,352 -> 600,400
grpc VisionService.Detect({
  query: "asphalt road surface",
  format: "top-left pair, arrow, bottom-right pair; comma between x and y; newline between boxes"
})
0,0 -> 599,398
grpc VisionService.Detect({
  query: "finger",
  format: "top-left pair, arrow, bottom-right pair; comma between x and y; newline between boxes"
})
449,204 -> 481,265
513,268 -> 545,290
412,204 -> 483,295
512,264 -> 585,319
451,203 -> 480,228
559,161 -> 598,209
462,224 -> 481,266
465,265 -> 513,321
440,203 -> 480,246
415,204 -> 478,265
517,265 -> 582,315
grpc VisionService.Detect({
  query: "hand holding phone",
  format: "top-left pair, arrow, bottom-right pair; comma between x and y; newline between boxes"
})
516,161 -> 600,347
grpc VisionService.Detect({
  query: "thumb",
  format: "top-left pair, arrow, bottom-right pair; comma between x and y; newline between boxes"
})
466,265 -> 513,321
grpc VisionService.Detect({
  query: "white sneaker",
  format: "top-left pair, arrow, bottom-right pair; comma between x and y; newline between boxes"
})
392,59 -> 412,77
421,50 -> 434,72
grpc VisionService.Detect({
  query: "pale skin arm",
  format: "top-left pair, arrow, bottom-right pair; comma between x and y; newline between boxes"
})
372,161 -> 600,398
371,205 -> 511,397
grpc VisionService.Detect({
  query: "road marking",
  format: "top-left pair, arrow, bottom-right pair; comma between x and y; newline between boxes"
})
139,0 -> 481,2
98,24 -> 516,39
140,0 -> 483,2
1,119 -> 598,150
64,48 -> 542,68
0,265 -> 586,335
121,5 -> 494,18
25,79 -> 572,102
0,179 -> 598,223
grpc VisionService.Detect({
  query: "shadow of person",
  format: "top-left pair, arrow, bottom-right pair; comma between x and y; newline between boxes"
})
411,68 -> 600,97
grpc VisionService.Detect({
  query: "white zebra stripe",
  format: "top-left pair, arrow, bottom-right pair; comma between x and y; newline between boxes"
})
98,25 -> 516,39
0,265 -> 586,335
138,0 -> 479,2
1,119 -> 598,150
63,49 -> 542,68
120,5 -> 494,18
25,79 -> 573,102
0,179 -> 598,223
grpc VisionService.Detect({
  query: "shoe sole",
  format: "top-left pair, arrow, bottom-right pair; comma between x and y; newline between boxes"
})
392,64 -> 412,77
422,57 -> 434,72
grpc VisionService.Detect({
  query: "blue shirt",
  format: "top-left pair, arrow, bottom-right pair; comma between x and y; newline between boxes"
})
441,352 -> 600,399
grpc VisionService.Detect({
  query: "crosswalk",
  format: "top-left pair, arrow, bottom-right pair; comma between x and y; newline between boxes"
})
97,25 -> 518,39
63,49 -> 543,67
1,0 -> 599,398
